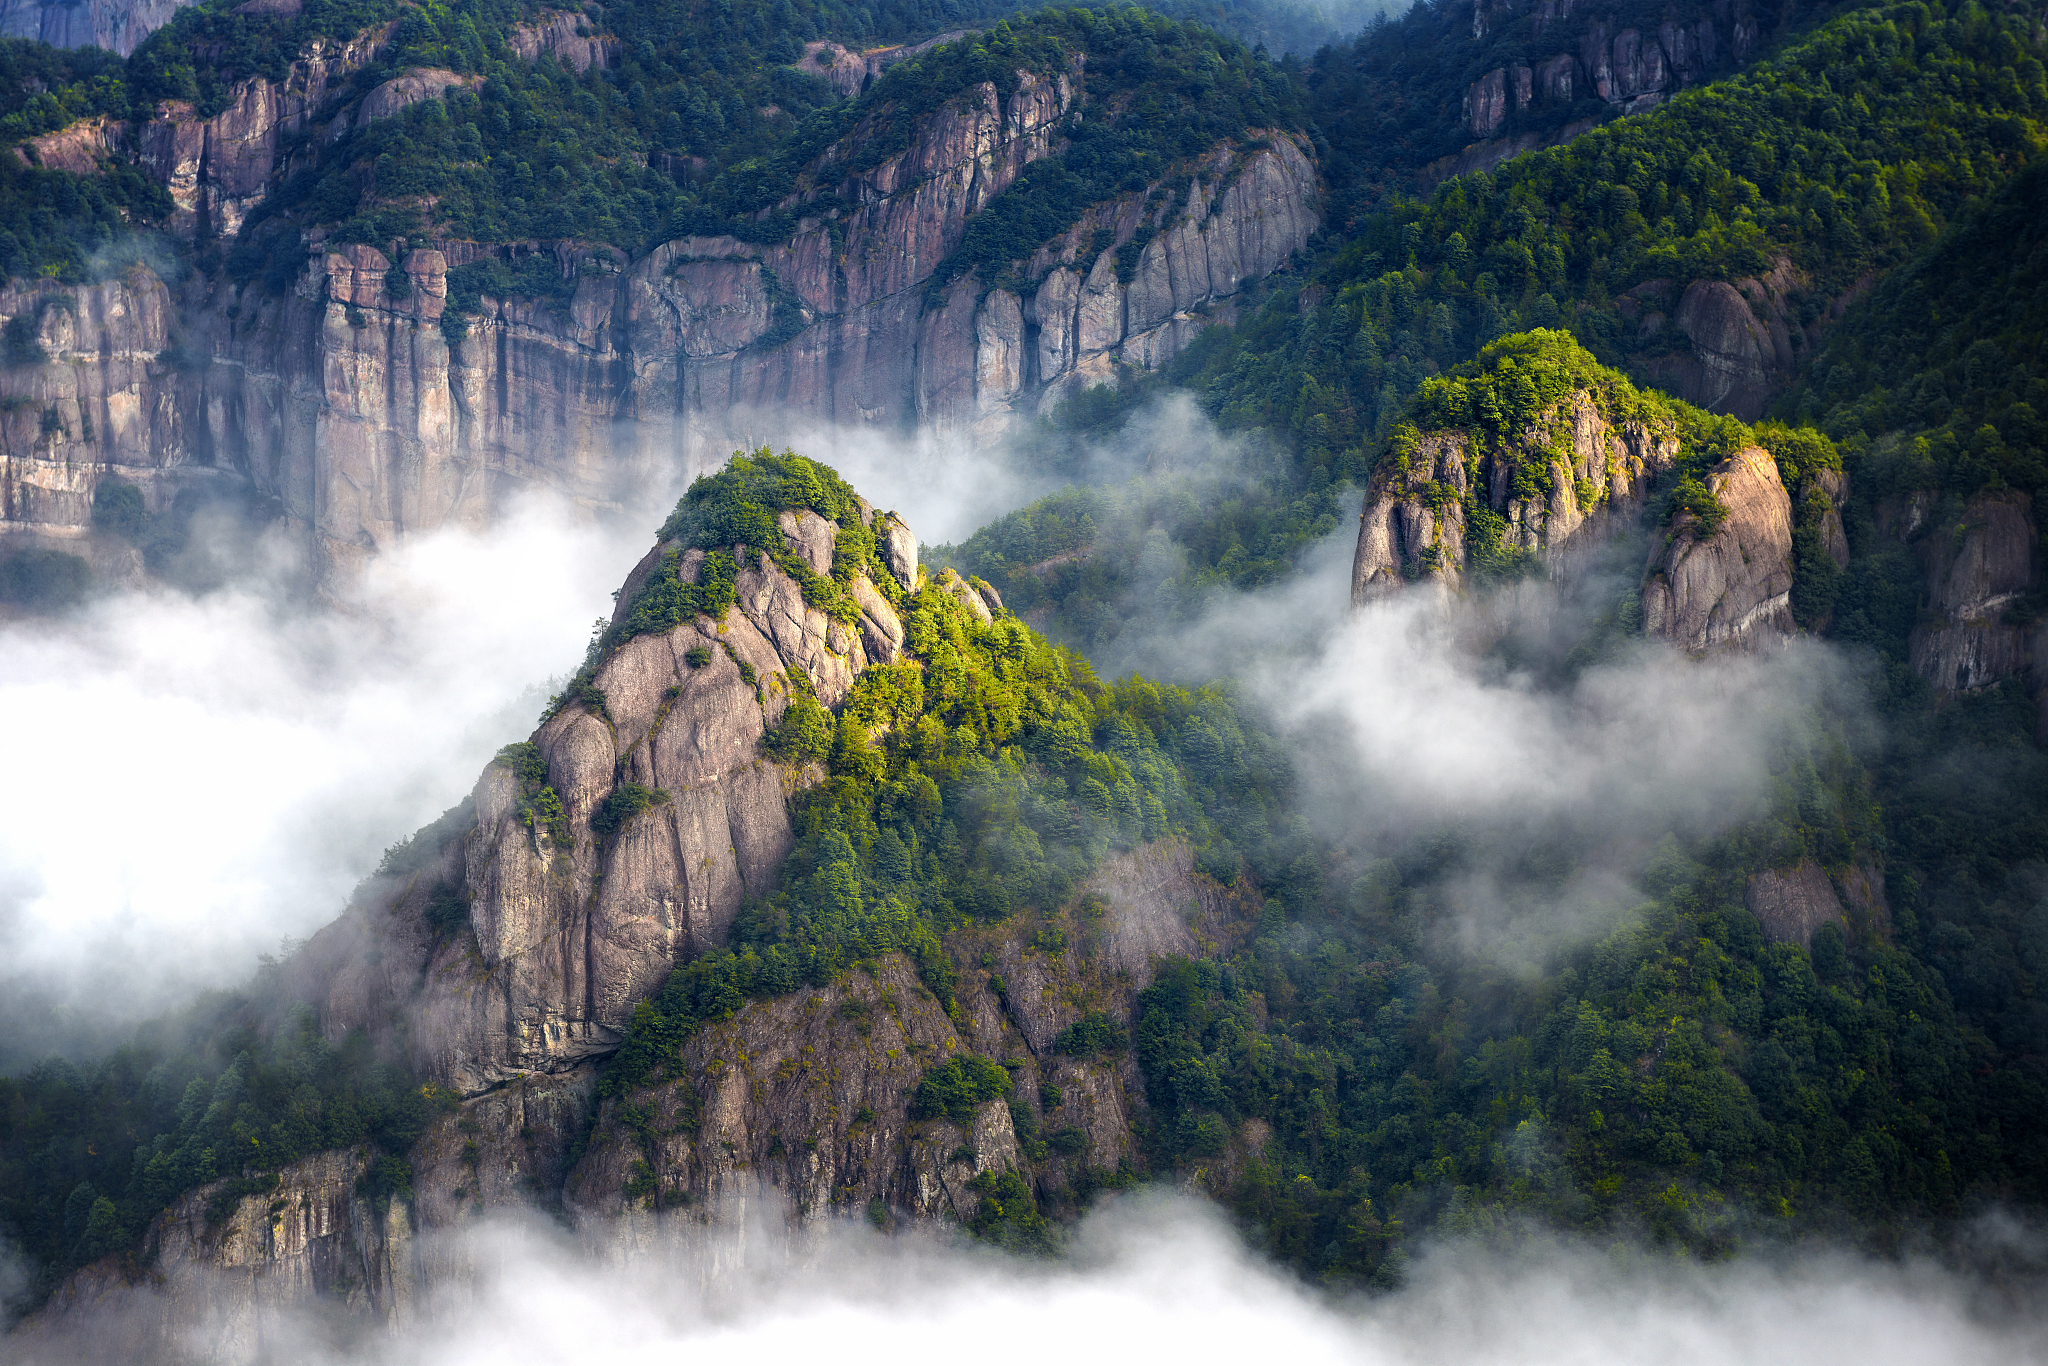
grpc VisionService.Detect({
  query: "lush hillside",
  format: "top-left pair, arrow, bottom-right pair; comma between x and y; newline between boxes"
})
0,451 -> 1310,1301
1785,155 -> 2048,509
0,0 -> 1302,285
952,0 -> 2046,660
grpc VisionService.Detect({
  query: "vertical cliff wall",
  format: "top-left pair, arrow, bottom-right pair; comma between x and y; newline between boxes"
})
0,32 -> 1319,583
0,0 -> 192,54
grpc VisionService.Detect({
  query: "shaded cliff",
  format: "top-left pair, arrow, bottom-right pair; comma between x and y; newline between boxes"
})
1874,488 -> 2044,704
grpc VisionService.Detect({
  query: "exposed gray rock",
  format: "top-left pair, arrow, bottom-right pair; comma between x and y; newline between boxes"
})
292,515 -> 900,1093
796,31 -> 969,98
932,566 -> 993,623
1901,490 -> 2038,694
1351,390 -> 1679,605
0,0 -> 192,53
1746,861 -> 1846,948
1641,445 -> 1796,654
353,68 -> 479,128
1,39 -> 1317,586
873,510 -> 919,591
11,1149 -> 409,1365
566,838 -> 1258,1229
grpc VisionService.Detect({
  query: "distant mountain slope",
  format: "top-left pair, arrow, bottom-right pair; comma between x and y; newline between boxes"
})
0,0 -> 192,55
0,5 -> 1315,584
949,0 -> 2045,661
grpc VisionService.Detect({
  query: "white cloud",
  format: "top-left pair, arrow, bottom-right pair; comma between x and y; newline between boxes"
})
22,1193 -> 2040,1366
0,492 -> 650,1064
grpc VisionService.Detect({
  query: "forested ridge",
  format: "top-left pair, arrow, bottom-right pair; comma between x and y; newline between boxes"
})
2,0 -> 2047,1312
945,0 -> 2046,651
0,0 -> 1311,285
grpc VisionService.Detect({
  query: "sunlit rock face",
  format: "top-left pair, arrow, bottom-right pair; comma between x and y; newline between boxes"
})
1352,391 -> 1681,608
1640,445 -> 1797,655
13,466 -> 1265,1356
0,27 -> 1317,586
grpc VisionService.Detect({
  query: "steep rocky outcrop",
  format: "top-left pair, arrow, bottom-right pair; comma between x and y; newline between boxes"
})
137,28 -> 391,238
1351,389 -> 1680,604
0,32 -> 1318,582
1880,489 -> 2042,697
1640,445 -> 1796,654
295,506 -> 909,1093
1351,370 -> 1800,656
0,0 -> 190,53
1456,0 -> 1758,138
13,459 -> 1260,1351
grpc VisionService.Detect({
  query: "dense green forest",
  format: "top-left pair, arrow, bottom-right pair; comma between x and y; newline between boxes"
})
1784,156 -> 2048,506
3,0 -> 2047,1311
943,0 -> 2046,659
0,999 -> 453,1303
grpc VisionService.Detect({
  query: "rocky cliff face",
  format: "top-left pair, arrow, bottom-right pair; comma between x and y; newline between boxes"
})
0,31 -> 1318,583
295,505 -> 909,1094
567,836 -> 1253,1233
14,1150 -> 414,1362
0,0 -> 190,54
1351,386 -> 1803,656
1457,0 -> 1760,139
635,121 -> 1316,460
1619,258 -> 1869,422
1640,445 -> 1797,655
1871,488 -> 2045,727
1351,389 -> 1679,604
